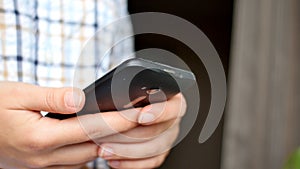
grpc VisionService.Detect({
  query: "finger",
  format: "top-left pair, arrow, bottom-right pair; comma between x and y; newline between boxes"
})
0,82 -> 85,114
42,108 -> 141,147
138,93 -> 186,125
24,143 -> 96,168
44,163 -> 87,169
98,125 -> 179,160
96,119 -> 179,143
45,142 -> 98,166
107,152 -> 169,169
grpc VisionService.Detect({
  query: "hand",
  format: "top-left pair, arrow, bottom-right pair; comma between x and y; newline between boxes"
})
96,94 -> 187,169
0,82 -> 141,169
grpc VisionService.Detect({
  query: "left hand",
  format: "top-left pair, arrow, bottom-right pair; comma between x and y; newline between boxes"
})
96,93 -> 187,169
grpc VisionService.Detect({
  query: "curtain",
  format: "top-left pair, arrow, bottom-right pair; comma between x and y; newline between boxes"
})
222,0 -> 300,169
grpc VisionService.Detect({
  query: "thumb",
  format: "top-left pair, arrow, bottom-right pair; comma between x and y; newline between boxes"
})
2,82 -> 85,114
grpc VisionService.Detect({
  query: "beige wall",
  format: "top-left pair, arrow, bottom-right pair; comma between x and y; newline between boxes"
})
222,0 -> 300,169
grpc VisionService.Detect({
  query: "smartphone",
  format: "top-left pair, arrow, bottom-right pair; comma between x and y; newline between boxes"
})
46,58 -> 196,119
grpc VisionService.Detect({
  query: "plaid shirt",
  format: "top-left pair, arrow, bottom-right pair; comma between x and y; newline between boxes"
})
0,0 -> 133,88
0,0 -> 133,168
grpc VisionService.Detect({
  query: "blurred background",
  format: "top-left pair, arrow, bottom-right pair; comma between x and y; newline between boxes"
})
128,0 -> 300,169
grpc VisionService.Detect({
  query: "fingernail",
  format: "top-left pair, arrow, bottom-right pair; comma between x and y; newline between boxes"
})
99,147 -> 114,158
64,90 -> 83,109
108,161 -> 120,168
138,113 -> 155,124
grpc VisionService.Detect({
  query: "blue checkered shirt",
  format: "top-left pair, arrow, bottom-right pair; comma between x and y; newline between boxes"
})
0,0 -> 134,168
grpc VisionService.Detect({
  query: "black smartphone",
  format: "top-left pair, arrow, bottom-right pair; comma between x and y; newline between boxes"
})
46,58 -> 195,119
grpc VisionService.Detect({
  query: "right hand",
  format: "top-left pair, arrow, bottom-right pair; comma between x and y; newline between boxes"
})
0,82 -> 140,169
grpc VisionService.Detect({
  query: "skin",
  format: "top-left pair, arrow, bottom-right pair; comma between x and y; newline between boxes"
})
0,82 -> 186,169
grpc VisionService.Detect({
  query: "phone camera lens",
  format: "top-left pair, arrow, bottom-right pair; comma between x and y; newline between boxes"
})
146,88 -> 161,95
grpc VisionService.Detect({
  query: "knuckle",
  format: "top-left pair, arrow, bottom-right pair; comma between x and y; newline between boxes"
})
84,143 -> 99,161
24,130 -> 52,152
45,88 -> 59,112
